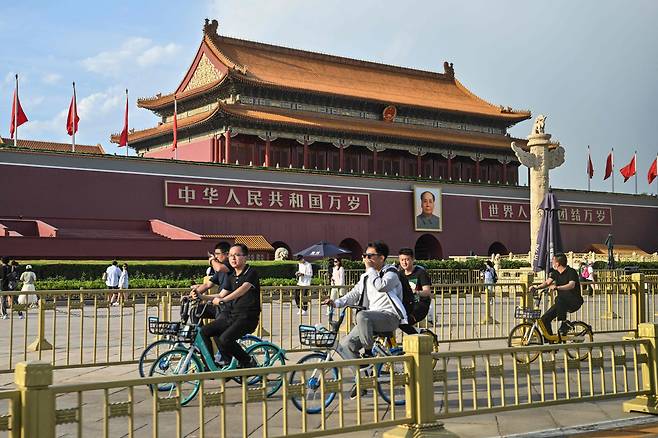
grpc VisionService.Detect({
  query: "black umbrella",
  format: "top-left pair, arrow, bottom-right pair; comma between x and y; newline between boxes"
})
532,192 -> 563,273
294,241 -> 351,259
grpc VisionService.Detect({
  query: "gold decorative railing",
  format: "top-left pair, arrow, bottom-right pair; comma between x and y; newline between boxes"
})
4,326 -> 658,437
1,276 -> 654,374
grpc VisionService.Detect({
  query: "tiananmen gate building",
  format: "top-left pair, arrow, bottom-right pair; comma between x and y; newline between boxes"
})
1,19 -> 656,260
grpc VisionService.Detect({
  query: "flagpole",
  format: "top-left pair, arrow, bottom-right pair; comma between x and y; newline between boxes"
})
72,82 -> 76,153
634,150 -> 638,195
125,89 -> 129,158
587,145 -> 591,191
14,74 -> 18,147
611,147 -> 615,193
174,97 -> 178,160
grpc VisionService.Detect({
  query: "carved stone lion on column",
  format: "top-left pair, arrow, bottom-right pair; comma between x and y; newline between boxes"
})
274,247 -> 289,261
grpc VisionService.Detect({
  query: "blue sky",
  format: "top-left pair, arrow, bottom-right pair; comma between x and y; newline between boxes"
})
1,0 -> 657,194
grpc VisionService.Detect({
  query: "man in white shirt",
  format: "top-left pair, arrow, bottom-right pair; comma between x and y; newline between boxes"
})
295,255 -> 313,315
323,240 -> 406,398
104,261 -> 122,303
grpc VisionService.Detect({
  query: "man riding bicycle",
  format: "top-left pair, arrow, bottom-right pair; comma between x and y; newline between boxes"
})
530,252 -> 584,336
322,240 -> 407,398
190,243 -> 259,369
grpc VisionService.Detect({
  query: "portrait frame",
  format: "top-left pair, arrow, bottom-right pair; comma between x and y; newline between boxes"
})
413,185 -> 442,232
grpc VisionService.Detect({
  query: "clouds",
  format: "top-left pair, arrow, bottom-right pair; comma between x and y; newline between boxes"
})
82,37 -> 181,76
42,73 -> 62,84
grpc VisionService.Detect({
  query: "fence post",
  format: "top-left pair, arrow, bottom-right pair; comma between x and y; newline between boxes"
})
623,323 -> 658,414
27,297 -> 53,352
630,273 -> 647,336
383,335 -> 457,438
518,272 -> 535,309
14,361 -> 55,438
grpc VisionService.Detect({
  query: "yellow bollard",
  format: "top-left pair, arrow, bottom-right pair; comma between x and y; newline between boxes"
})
383,335 -> 457,438
27,297 -> 53,352
623,323 -> 658,414
15,361 -> 55,438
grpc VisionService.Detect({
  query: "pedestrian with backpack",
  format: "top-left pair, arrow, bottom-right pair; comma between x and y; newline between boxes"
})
397,248 -> 432,334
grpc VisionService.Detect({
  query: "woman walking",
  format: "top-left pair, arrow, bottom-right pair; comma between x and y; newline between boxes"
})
328,258 -> 345,315
18,265 -> 37,312
112,263 -> 129,306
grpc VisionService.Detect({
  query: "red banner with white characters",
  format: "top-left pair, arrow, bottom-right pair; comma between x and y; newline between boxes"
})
165,181 -> 370,215
479,200 -> 612,226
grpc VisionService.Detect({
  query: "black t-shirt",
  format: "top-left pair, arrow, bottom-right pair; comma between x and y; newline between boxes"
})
0,265 -> 10,291
548,267 -> 581,295
225,265 -> 261,318
402,266 -> 431,302
209,260 -> 235,288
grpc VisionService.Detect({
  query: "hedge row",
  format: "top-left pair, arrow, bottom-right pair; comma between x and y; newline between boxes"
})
33,277 -> 324,291
20,260 -> 305,281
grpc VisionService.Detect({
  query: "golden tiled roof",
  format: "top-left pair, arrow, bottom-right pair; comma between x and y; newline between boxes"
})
0,137 -> 105,154
202,234 -> 274,252
219,103 -> 524,150
137,19 -> 530,122
110,105 -> 220,144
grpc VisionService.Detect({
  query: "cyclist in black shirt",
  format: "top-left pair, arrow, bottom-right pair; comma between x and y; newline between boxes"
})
191,243 -> 260,368
398,248 -> 432,330
530,252 -> 584,336
190,241 -> 233,323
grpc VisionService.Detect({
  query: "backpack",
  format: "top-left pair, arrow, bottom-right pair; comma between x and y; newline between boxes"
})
491,268 -> 498,284
357,267 -> 414,320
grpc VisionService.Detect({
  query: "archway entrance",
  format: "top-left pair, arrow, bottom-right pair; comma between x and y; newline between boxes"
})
414,234 -> 443,260
487,241 -> 508,257
339,238 -> 363,261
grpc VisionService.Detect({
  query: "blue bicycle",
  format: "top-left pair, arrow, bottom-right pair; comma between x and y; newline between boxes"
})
289,305 -> 408,414
148,299 -> 286,406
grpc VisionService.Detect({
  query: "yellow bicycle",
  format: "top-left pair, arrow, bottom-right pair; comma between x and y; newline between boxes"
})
508,291 -> 593,364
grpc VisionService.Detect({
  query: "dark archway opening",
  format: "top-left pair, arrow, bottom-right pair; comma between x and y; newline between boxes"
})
487,241 -> 508,257
414,234 -> 443,260
339,238 -> 363,261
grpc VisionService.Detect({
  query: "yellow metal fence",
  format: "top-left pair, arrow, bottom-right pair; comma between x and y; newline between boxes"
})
1,276 -> 656,375
4,328 -> 658,437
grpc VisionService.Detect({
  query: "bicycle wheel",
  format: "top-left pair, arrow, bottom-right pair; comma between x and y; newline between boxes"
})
508,322 -> 543,364
376,348 -> 406,406
148,349 -> 204,406
289,352 -> 339,414
139,339 -> 177,377
565,321 -> 593,361
244,342 -> 286,397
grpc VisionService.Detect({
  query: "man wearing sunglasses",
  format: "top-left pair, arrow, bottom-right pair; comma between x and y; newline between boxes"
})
323,240 -> 407,397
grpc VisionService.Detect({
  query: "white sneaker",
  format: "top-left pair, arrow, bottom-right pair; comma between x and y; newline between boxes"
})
112,302 -> 120,307
300,309 -> 307,316
1,314 -> 7,320
19,314 -> 25,320
296,309 -> 301,315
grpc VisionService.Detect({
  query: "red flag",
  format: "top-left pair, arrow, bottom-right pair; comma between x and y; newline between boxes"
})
587,152 -> 594,179
604,152 -> 613,180
119,90 -> 129,147
9,89 -> 28,139
66,86 -> 79,136
649,157 -> 658,185
172,98 -> 178,151
620,154 -> 636,182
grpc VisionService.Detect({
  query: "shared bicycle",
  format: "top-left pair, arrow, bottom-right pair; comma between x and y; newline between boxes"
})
507,291 -> 593,363
289,305 -> 439,414
147,298 -> 286,406
138,297 -> 260,377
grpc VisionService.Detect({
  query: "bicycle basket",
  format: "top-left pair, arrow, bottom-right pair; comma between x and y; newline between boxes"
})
514,306 -> 541,319
299,324 -> 338,348
148,317 -> 181,336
